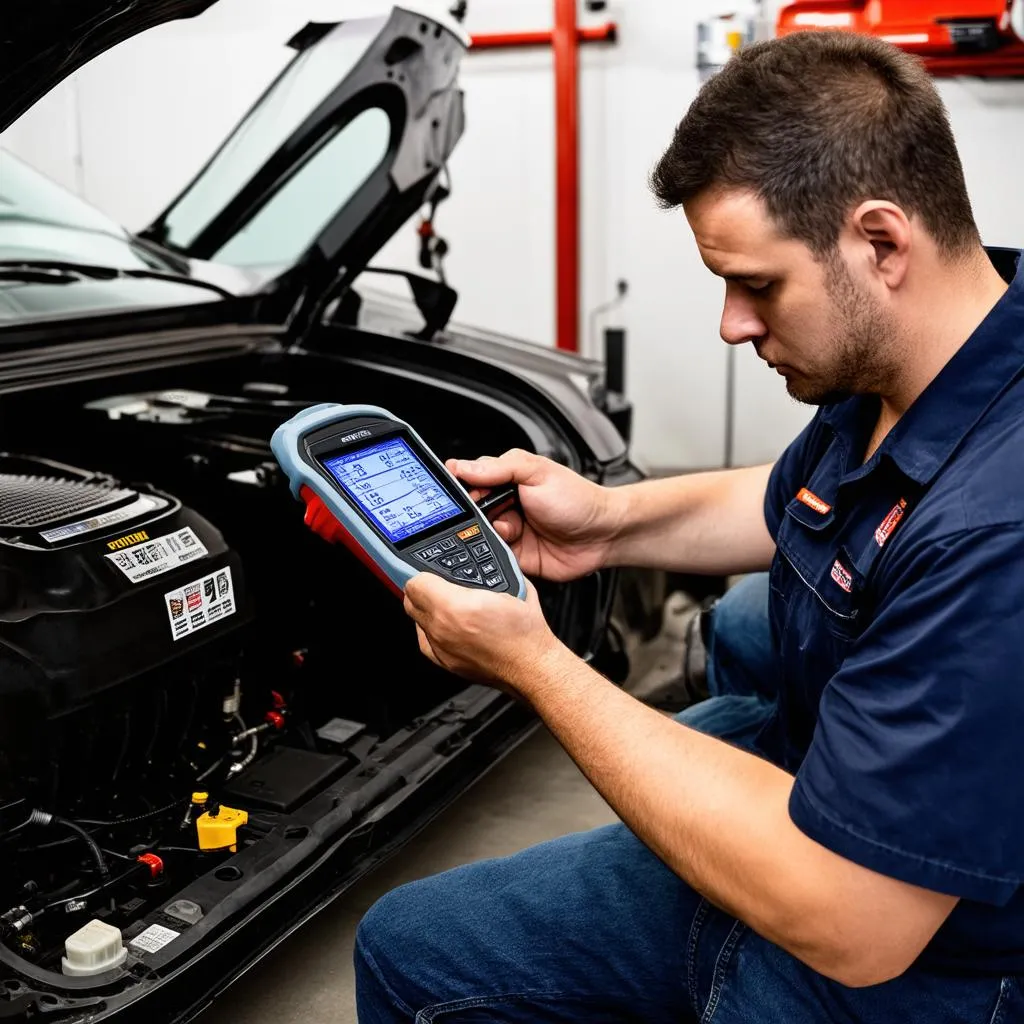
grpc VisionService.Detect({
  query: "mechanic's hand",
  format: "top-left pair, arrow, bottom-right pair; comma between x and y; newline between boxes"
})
446,450 -> 620,582
404,572 -> 566,692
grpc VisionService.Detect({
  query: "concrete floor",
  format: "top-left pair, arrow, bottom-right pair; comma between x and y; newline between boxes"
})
198,726 -> 618,1024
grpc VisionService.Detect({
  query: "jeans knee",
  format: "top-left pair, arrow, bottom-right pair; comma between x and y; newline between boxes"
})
709,573 -> 770,649
356,883 -> 414,970
357,872 -> 466,981
355,885 -> 427,1021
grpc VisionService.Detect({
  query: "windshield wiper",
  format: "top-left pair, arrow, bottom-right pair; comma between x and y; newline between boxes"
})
0,266 -> 78,285
0,260 -> 234,300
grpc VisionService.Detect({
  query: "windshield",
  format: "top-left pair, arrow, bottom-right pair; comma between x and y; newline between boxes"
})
154,19 -> 392,267
0,150 -> 227,327
212,106 -> 390,267
0,149 -> 164,270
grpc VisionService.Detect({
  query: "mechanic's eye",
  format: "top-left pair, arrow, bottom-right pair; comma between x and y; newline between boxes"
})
747,280 -> 773,295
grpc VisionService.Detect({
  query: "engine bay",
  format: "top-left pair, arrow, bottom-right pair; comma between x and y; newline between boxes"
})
0,348 -> 614,998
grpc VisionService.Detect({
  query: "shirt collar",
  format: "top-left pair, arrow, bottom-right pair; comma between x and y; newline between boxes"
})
820,248 -> 1024,486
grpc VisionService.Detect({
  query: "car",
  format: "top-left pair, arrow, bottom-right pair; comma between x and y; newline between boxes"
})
0,4 -> 647,1021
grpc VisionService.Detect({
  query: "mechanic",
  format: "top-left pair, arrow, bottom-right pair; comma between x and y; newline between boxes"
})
354,30 -> 1024,1023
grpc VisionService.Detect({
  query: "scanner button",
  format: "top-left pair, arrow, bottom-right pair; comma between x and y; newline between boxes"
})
478,560 -> 497,576
438,537 -> 458,551
456,565 -> 482,581
437,554 -> 459,569
454,551 -> 471,565
457,524 -> 481,541
470,542 -> 491,559
485,574 -> 505,588
418,545 -> 444,561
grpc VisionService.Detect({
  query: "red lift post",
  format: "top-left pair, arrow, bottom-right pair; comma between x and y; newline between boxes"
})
553,0 -> 580,354
469,9 -> 618,352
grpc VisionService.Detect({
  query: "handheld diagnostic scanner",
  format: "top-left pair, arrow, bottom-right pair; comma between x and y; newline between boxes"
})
270,404 -> 527,599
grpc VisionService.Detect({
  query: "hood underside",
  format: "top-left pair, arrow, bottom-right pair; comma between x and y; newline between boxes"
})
0,3 -> 468,337
1,0 -> 218,133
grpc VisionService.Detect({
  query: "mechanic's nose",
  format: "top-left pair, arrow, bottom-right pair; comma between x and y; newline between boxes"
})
720,291 -> 767,347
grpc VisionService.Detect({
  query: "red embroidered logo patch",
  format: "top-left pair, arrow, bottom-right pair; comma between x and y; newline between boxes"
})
874,499 -> 908,548
830,560 -> 853,593
796,487 -> 832,515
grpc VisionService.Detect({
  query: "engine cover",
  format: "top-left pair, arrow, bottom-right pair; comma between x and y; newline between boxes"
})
0,455 -> 249,743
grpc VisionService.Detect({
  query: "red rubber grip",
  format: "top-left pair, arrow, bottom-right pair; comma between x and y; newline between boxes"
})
299,485 -> 403,598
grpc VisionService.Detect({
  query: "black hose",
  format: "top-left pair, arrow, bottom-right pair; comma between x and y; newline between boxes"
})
21,795 -> 190,857
18,833 -> 95,854
37,862 -> 142,917
76,797 -> 188,829
55,817 -> 110,886
0,816 -> 32,838
28,811 -> 110,885
100,847 -> 138,864
196,753 -> 228,784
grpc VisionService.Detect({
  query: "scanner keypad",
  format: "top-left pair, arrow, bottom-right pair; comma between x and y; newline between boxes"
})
415,526 -> 508,590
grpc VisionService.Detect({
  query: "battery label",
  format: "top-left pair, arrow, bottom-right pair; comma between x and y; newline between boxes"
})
38,494 -> 166,543
130,923 -> 180,954
164,566 -> 236,641
106,527 -> 209,583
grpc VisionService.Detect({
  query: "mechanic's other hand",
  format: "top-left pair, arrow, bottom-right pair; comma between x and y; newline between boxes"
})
446,449 -> 620,582
404,573 -> 565,692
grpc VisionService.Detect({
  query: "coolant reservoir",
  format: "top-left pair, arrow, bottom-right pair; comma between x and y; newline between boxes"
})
61,919 -> 128,976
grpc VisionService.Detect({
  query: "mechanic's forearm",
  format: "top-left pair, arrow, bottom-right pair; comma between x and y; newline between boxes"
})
603,464 -> 775,575
519,648 -> 906,984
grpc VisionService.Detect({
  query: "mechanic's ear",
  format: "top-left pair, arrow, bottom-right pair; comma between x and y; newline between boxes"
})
850,201 -> 911,289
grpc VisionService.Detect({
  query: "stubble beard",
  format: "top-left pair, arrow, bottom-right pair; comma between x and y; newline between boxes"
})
785,256 -> 901,406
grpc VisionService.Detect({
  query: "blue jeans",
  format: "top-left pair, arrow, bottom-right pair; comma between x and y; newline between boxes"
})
354,574 -> 1023,1022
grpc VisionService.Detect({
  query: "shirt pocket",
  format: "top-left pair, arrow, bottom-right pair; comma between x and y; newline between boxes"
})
811,532 -> 884,643
819,506 -> 899,642
815,544 -> 865,642
780,527 -> 865,647
780,499 -> 861,638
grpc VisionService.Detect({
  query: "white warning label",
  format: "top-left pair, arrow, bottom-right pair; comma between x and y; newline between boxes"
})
130,923 -> 180,954
164,566 -> 236,642
106,527 -> 209,583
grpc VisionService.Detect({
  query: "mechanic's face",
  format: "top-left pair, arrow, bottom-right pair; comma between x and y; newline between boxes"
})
684,189 -> 899,405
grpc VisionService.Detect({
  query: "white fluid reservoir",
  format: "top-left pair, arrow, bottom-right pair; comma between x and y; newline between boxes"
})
62,919 -> 128,977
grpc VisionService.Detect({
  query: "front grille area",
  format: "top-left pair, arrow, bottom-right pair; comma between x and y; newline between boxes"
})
0,474 -> 135,529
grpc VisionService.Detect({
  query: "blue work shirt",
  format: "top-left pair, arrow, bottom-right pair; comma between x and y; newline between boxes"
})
763,248 -> 1024,975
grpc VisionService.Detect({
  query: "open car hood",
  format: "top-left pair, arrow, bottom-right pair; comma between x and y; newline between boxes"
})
139,7 -> 468,332
3,3 -> 468,336
0,0 -> 218,132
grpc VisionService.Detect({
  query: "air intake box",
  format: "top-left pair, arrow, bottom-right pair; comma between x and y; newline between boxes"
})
0,455 -> 250,731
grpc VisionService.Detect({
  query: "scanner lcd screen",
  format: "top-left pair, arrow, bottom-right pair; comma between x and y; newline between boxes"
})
322,437 -> 463,543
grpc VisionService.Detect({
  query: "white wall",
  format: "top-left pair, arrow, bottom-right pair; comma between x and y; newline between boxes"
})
4,1 -> 1024,471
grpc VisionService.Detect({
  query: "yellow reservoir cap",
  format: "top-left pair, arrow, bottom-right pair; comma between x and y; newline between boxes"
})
196,806 -> 248,852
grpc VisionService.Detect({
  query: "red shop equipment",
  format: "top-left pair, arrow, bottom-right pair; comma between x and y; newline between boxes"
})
776,0 -> 1024,76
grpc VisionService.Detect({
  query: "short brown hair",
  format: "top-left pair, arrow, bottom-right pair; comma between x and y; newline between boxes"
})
651,31 -> 980,258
